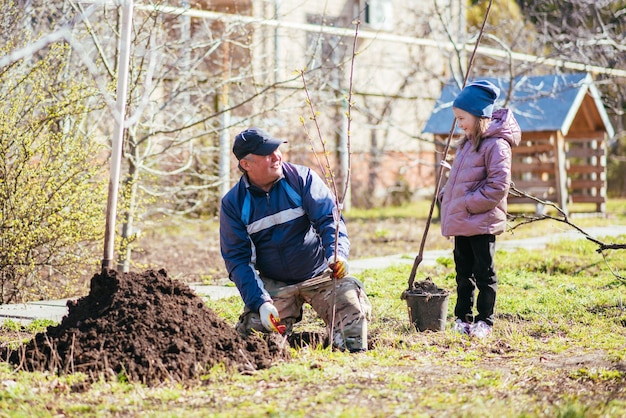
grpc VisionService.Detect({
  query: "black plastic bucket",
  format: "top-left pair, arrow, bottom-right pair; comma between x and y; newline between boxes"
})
404,291 -> 450,332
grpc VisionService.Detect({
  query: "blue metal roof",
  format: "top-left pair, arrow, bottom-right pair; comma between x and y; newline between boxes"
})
422,73 -> 614,137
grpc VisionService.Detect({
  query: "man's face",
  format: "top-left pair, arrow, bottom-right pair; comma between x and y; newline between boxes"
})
240,149 -> 283,189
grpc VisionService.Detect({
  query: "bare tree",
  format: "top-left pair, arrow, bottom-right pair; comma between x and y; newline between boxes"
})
74,3 -> 304,270
516,0 -> 626,196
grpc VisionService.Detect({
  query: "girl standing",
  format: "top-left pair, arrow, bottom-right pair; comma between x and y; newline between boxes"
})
439,80 -> 521,338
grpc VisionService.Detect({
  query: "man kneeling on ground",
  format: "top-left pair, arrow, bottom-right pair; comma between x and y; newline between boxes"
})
219,127 -> 371,352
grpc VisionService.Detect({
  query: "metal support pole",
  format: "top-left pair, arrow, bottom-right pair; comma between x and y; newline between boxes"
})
102,0 -> 134,272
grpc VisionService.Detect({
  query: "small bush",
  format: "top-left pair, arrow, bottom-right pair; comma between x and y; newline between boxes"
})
0,31 -> 106,303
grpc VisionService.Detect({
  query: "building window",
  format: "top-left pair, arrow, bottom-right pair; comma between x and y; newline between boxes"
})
355,0 -> 394,31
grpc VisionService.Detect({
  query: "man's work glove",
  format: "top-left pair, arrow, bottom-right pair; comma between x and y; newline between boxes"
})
328,255 -> 349,279
259,302 -> 285,334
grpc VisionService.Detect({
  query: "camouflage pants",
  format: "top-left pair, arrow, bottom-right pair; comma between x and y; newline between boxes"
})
235,271 -> 372,352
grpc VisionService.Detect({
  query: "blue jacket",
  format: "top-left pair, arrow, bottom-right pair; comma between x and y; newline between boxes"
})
219,162 -> 349,312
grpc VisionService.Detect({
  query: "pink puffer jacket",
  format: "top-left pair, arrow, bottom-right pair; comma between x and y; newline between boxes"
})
440,108 -> 521,237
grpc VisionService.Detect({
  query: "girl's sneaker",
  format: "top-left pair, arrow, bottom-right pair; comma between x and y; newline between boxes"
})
452,318 -> 471,335
469,320 -> 492,338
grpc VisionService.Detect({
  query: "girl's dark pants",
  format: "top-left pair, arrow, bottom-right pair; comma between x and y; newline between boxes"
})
453,234 -> 497,326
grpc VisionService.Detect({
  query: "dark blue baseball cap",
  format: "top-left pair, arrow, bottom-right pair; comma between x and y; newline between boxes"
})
233,127 -> 287,160
453,80 -> 500,118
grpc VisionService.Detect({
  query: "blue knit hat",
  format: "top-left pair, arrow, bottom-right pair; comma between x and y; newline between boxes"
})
452,80 -> 500,118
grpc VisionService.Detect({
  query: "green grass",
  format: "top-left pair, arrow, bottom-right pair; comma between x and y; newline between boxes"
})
1,201 -> 626,417
344,198 -> 434,220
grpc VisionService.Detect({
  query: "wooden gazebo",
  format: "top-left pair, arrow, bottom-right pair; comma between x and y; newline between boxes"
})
422,73 -> 615,214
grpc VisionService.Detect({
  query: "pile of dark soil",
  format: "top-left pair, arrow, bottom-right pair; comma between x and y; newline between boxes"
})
6,269 -> 290,385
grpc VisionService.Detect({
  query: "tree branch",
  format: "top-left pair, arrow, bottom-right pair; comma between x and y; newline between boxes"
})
508,184 -> 625,282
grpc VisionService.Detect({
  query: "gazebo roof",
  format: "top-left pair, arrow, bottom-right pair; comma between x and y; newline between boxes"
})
422,73 -> 615,138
